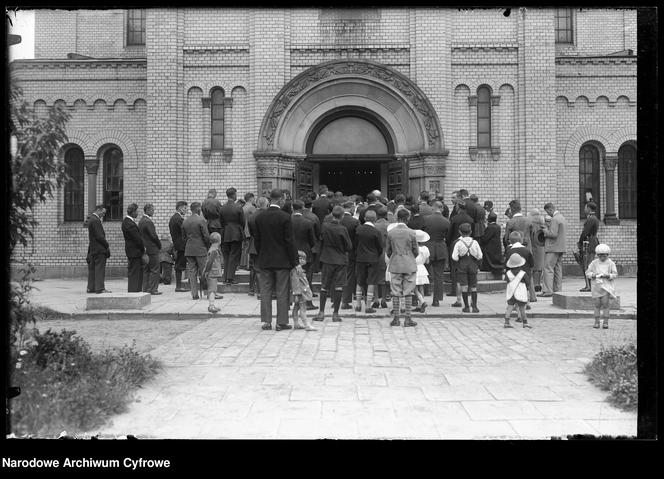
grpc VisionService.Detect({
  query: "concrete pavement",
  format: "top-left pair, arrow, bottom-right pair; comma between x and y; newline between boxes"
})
29,276 -> 638,439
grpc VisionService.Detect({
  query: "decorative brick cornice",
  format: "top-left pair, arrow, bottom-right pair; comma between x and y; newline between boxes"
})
10,58 -> 147,71
555,56 -> 637,66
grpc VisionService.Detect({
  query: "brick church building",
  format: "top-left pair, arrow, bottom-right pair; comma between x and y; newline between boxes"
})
10,8 -> 637,277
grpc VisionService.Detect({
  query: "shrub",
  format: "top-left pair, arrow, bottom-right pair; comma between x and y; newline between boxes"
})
10,329 -> 161,437
583,342 -> 637,411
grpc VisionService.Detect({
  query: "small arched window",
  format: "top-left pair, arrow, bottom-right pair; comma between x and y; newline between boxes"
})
64,146 -> 85,221
579,144 -> 601,219
211,89 -> 225,150
477,86 -> 491,148
103,147 -> 123,221
618,143 -> 637,219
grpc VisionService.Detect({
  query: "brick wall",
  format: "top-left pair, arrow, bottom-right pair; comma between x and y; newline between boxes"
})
15,7 -> 638,276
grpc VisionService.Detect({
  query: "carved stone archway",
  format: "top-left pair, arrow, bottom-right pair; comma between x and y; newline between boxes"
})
254,60 -> 448,196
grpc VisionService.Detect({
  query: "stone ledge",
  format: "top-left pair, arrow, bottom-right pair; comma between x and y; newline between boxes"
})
552,292 -> 620,310
86,293 -> 151,311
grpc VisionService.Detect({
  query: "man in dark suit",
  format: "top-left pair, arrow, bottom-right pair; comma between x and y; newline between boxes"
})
312,184 -> 333,225
87,204 -> 111,294
359,192 -> 382,224
202,188 -> 223,236
247,196 -> 268,296
448,201 -> 474,299
354,209 -> 383,313
422,201 -> 450,307
292,200 -> 317,309
183,202 -> 211,300
419,191 -> 434,217
255,189 -> 298,330
220,187 -> 246,284
407,203 -> 425,231
139,203 -> 162,295
315,205 -> 353,322
468,194 -> 486,238
578,201 -> 600,292
122,203 -> 144,292
169,200 -> 189,292
340,200 -> 360,309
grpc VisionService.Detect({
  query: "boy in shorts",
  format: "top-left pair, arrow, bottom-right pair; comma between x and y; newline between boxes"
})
451,223 -> 483,313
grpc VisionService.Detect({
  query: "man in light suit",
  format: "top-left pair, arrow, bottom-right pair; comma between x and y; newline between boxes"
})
539,202 -> 567,297
422,201 -> 450,307
386,208 -> 419,327
139,203 -> 162,295
220,187 -> 246,284
122,203 -> 144,292
183,201 -> 211,300
504,199 -> 531,250
87,204 -> 111,294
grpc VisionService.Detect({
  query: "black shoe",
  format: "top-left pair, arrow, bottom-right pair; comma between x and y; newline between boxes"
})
471,306 -> 479,313
522,322 -> 532,329
419,303 -> 428,314
313,313 -> 325,321
534,285 -> 542,292
332,314 -> 342,322
275,324 -> 292,331
579,287 -> 591,292
380,299 -> 389,308
526,304 -> 532,310
95,289 -> 112,294
163,281 -> 171,285
371,301 -> 380,309
451,301 -> 462,307
462,306 -> 470,313
312,293 -> 318,298
226,279 -> 239,285
432,300 -> 440,307
87,289 -> 95,294
192,295 -> 200,300
504,321 -> 514,329
151,291 -> 163,295
515,317 -> 523,323
340,303 -> 352,310
261,322 -> 272,330
365,307 -> 376,314
403,319 -> 417,327
390,318 -> 400,327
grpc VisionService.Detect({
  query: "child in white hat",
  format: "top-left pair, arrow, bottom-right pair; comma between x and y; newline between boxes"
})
414,230 -> 431,313
504,253 -> 531,328
585,243 -> 618,329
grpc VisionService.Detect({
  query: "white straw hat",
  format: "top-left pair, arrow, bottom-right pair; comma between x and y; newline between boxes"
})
595,244 -> 611,254
506,253 -> 526,268
415,230 -> 430,243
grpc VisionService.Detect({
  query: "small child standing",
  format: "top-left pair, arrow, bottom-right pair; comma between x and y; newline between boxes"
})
203,232 -> 223,313
291,251 -> 318,331
451,223 -> 483,313
159,233 -> 175,285
414,230 -> 431,313
504,253 -> 531,328
585,243 -> 618,329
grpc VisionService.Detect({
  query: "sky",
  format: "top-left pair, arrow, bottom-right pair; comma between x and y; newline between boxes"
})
8,9 -> 35,61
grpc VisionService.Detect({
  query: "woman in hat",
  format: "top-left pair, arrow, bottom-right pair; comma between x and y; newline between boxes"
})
527,208 -> 546,292
585,243 -> 618,329
504,253 -> 531,329
414,229 -> 431,313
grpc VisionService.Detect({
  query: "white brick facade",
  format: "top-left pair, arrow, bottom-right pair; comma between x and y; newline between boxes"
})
11,8 -> 637,276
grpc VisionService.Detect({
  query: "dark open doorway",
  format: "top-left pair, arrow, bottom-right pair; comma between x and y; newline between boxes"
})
319,161 -> 381,196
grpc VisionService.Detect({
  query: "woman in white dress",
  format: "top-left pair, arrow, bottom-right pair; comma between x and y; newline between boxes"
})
414,229 -> 431,313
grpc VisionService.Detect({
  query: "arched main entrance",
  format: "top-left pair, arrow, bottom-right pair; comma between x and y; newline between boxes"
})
255,60 -> 448,198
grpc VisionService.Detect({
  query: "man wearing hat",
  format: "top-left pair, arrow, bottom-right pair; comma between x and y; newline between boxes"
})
539,202 -> 567,297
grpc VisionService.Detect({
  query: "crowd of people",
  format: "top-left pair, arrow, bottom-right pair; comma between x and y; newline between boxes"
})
85,184 -> 617,330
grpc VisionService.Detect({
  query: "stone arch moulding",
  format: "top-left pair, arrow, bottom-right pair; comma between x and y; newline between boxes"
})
62,129 -> 93,156
563,125 -> 612,167
90,130 -> 139,169
608,127 -> 636,153
256,59 -> 446,155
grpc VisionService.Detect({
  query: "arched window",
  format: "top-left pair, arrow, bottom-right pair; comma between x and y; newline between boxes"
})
103,147 -> 123,221
211,89 -> 225,150
63,146 -> 84,221
477,86 -> 491,148
618,143 -> 637,219
579,144 -> 601,219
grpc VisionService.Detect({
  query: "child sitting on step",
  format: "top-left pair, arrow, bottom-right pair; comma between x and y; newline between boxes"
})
585,243 -> 618,329
504,253 -> 531,328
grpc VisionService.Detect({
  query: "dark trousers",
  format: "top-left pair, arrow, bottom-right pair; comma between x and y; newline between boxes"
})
222,240 -> 242,282
303,261 -> 314,291
87,253 -> 106,292
427,258 -> 446,301
259,268 -> 291,325
160,262 -> 172,284
127,257 -> 143,292
342,258 -> 357,304
142,253 -> 160,293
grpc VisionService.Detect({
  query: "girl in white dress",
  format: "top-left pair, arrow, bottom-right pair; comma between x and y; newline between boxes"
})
414,230 -> 431,313
585,243 -> 618,329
